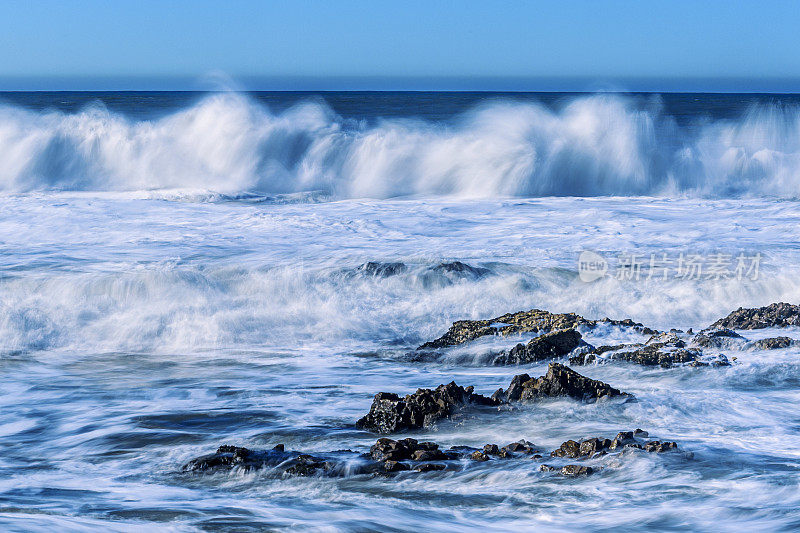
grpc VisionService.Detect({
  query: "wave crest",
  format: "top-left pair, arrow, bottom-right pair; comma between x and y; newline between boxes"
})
1,93 -> 800,198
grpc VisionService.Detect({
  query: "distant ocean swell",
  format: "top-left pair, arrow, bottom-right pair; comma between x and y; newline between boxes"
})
1,93 -> 800,198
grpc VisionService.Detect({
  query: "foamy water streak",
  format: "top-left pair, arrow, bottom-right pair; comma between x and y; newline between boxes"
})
2,93 -> 800,197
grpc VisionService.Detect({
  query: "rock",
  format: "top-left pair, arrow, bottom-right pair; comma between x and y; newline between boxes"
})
383,460 -> 410,472
284,454 -> 335,476
492,363 -> 627,403
419,261 -> 491,289
356,261 -> 407,278
356,382 -> 500,433
492,329 -> 584,365
419,309 -> 657,350
691,328 -> 747,349
431,261 -> 490,278
502,440 -> 537,455
643,440 -> 678,453
709,302 -> 800,330
414,463 -> 446,472
185,432 -> 678,478
369,438 -> 448,462
747,337 -> 796,350
551,440 -> 581,458
560,464 -> 594,476
551,431 -> 677,459
483,444 -> 500,455
577,332 -> 731,368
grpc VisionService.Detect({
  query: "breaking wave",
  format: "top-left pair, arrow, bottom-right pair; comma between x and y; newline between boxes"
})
1,92 -> 800,198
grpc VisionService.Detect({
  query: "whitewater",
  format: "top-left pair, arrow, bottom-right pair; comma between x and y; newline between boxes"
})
2,92 -> 800,531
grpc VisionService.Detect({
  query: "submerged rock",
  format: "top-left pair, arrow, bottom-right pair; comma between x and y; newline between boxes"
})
491,329 -> 585,365
355,381 -> 500,434
709,302 -> 800,330
747,337 -> 797,350
550,430 -> 677,459
184,444 -> 340,476
355,261 -> 407,278
690,328 -> 747,349
419,309 -> 657,350
573,332 -> 730,368
491,363 -> 627,403
185,432 -> 676,478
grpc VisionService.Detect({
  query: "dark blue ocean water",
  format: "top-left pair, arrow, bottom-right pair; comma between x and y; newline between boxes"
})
4,90 -> 800,123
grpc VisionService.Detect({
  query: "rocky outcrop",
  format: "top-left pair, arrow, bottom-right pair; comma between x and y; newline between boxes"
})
690,328 -> 747,349
491,363 -> 627,403
357,364 -> 626,434
184,444 -> 341,476
185,431 -> 677,478
355,261 -> 407,277
549,430 -> 676,459
355,381 -> 500,434
747,337 -> 797,350
572,332 -> 730,368
491,329 -> 584,365
419,309 -> 657,350
709,302 -> 800,330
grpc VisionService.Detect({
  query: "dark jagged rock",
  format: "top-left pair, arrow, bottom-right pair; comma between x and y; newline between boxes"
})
560,464 -> 594,476
184,444 -> 340,476
491,363 -> 627,403
369,438 -> 450,462
383,460 -> 410,472
502,439 -> 537,455
709,302 -> 800,330
431,261 -> 491,278
415,463 -> 446,472
356,261 -> 407,278
418,261 -> 492,289
419,309 -> 657,350
185,431 -> 678,478
747,337 -> 797,350
551,431 -> 677,459
691,328 -> 747,349
573,333 -> 730,368
355,381 -> 500,434
492,329 -> 584,365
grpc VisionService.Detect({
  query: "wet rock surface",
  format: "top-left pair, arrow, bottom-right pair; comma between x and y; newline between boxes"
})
690,328 -> 747,349
185,431 -> 677,478
355,381 -> 500,434
747,337 -> 797,350
572,332 -> 730,368
355,261 -> 408,278
549,430 -> 676,459
357,364 -> 626,434
709,302 -> 800,330
491,329 -> 584,365
491,363 -> 627,403
419,309 -> 657,350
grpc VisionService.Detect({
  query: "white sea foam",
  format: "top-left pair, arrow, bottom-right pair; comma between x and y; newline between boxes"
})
2,93 -> 800,198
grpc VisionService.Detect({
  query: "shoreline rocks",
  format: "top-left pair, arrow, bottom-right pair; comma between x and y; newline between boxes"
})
492,329 -> 584,365
357,364 -> 627,434
185,431 -> 678,479
572,332 -> 730,368
491,363 -> 628,403
419,309 -> 657,350
355,381 -> 500,434
709,302 -> 800,330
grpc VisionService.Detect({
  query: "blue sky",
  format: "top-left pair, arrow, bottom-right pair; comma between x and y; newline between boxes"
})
1,0 -> 800,90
